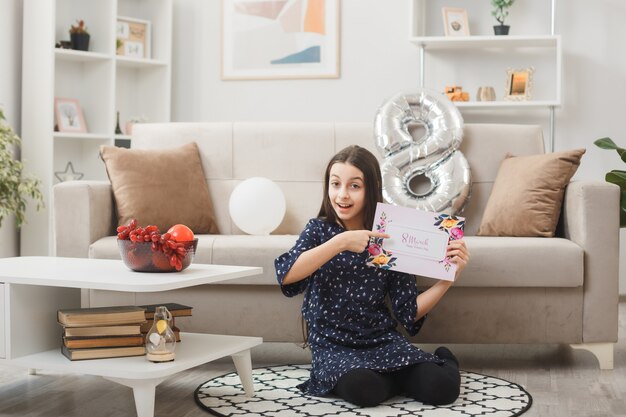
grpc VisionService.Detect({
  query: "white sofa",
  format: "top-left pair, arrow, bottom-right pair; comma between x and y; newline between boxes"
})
53,122 -> 620,369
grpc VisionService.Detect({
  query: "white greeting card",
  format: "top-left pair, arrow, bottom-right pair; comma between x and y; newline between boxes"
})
366,202 -> 465,281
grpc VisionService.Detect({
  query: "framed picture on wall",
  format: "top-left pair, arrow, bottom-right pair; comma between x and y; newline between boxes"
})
442,7 -> 470,36
116,16 -> 151,59
221,0 -> 340,80
54,98 -> 87,133
505,67 -> 535,101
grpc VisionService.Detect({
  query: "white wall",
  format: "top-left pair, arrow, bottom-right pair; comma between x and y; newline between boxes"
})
0,0 -> 23,258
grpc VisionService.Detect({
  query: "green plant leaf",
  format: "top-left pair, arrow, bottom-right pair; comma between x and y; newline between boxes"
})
606,170 -> 626,189
594,137 -> 626,163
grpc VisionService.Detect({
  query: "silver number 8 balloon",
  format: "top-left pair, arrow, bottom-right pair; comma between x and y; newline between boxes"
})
374,90 -> 472,214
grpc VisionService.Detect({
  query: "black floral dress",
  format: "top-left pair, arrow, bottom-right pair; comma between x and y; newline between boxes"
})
275,218 -> 442,396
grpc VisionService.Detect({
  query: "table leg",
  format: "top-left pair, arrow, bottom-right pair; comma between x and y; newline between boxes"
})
231,349 -> 254,396
105,376 -> 166,417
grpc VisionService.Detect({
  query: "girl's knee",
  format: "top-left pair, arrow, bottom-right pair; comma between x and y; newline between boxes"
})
334,368 -> 393,407
424,375 -> 460,405
405,363 -> 460,405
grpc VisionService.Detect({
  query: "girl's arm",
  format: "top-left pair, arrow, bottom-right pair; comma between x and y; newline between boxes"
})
415,239 -> 469,321
282,230 -> 390,285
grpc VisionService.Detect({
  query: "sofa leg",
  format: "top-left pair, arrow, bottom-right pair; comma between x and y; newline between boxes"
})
570,343 -> 614,369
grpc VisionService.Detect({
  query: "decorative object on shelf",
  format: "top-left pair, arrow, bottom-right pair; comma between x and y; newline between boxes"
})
125,115 -> 147,136
373,90 -> 471,214
444,85 -> 470,101
491,0 -> 515,35
69,19 -> 90,51
116,16 -> 151,59
477,86 -> 496,101
593,137 -> 626,227
222,0 -> 340,80
504,67 -> 534,101
145,306 -> 177,362
115,111 -> 123,134
54,161 -> 84,182
229,177 -> 286,235
442,7 -> 470,36
54,98 -> 88,133
0,109 -> 44,227
54,40 -> 72,49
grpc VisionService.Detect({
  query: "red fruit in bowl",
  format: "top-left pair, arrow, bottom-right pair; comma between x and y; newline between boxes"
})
152,252 -> 172,271
167,224 -> 194,242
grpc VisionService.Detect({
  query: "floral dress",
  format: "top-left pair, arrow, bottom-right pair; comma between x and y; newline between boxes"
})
275,218 -> 442,396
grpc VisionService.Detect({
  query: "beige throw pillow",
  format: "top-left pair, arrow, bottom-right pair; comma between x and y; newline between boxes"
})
100,142 -> 219,234
477,148 -> 586,237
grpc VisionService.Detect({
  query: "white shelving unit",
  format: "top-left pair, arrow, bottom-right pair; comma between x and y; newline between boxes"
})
409,0 -> 561,151
21,0 -> 172,255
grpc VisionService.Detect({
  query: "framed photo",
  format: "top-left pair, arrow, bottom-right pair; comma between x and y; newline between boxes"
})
442,7 -> 470,36
54,98 -> 87,133
221,0 -> 340,80
505,67 -> 535,101
116,16 -> 151,59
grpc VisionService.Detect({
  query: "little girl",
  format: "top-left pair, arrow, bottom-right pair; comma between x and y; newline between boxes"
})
275,145 -> 470,408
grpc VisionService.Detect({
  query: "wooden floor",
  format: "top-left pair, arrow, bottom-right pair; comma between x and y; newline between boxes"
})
2,301 -> 626,417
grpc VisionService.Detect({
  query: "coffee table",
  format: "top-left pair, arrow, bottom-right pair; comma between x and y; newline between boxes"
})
0,257 -> 263,417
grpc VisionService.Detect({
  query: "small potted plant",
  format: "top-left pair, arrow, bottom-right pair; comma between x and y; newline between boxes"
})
491,0 -> 515,35
69,20 -> 90,51
0,109 -> 44,228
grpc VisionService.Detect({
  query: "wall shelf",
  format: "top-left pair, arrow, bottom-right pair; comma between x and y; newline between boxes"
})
410,35 -> 559,50
53,132 -> 111,140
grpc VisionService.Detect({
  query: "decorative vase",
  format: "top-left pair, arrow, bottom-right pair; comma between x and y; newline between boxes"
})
493,25 -> 510,36
145,306 -> 176,362
70,32 -> 90,51
476,86 -> 496,101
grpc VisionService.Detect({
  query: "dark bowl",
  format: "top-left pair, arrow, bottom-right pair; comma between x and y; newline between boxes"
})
118,238 -> 198,272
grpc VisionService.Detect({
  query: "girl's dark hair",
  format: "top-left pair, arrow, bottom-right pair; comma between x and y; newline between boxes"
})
317,145 -> 383,230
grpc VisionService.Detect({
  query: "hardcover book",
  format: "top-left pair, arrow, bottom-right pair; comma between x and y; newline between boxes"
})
140,303 -> 193,319
63,324 -> 142,338
366,202 -> 465,281
57,306 -> 146,327
63,335 -> 144,349
61,345 -> 146,361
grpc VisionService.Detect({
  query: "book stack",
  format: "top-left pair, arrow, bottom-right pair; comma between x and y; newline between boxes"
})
139,303 -> 193,342
57,306 -> 147,361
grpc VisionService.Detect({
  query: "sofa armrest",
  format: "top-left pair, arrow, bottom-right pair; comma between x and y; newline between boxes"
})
53,181 -> 116,258
562,181 -> 620,343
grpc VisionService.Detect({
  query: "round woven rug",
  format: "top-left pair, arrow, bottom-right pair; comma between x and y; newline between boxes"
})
195,364 -> 532,417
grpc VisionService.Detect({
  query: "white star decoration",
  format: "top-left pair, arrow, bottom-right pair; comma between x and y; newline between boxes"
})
55,162 -> 84,182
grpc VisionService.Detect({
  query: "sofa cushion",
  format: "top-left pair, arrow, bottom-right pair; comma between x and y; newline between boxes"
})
90,234 -> 299,286
90,235 -> 582,288
415,236 -> 583,287
100,142 -> 219,234
477,149 -> 586,237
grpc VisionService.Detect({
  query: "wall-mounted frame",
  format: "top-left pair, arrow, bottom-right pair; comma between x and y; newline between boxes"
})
442,7 -> 470,36
221,0 -> 340,80
505,67 -> 535,101
54,98 -> 87,133
116,16 -> 151,59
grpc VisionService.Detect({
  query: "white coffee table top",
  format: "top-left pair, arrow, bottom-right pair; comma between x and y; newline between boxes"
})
0,257 -> 263,292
